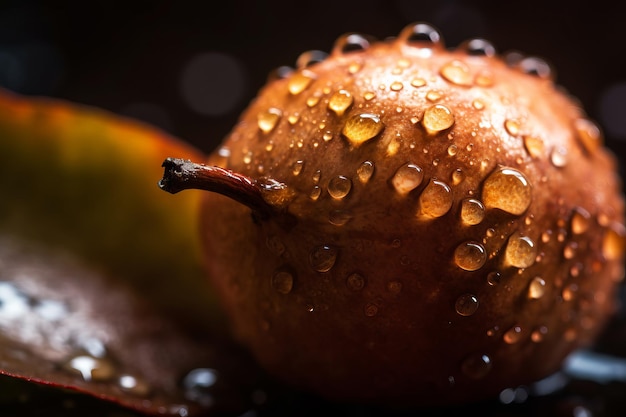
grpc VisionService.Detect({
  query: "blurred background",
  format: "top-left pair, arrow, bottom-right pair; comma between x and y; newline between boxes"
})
1,0 -> 626,163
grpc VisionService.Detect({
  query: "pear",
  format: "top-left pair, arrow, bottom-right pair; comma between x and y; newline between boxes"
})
160,22 -> 626,406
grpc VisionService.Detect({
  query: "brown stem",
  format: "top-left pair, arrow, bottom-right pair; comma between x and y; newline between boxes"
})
159,158 -> 275,219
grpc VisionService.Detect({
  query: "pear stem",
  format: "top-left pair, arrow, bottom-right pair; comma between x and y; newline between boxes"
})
159,157 -> 274,219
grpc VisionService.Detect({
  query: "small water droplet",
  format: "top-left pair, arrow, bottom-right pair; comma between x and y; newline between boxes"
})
517,56 -> 552,79
474,69 -> 495,87
356,160 -> 375,183
348,61 -> 362,74
460,198 -> 485,226
447,144 -> 458,156
461,353 -> 492,379
63,355 -> 116,382
332,33 -> 373,55
487,271 -> 501,285
309,185 -> 321,200
570,207 -> 591,235
257,107 -> 282,134
259,178 -> 295,209
242,151 -> 253,165
328,89 -> 354,116
272,270 -> 294,294
215,146 -> 231,168
602,225 -> 625,261
472,99 -> 485,110
574,118 -> 603,153
118,374 -> 152,396
296,50 -> 328,68
391,163 -> 424,194
306,92 -> 322,107
309,245 -> 338,272
425,90 -> 443,101
329,209 -> 353,226
528,277 -> 546,299
451,168 -> 464,185
459,38 -> 496,57
364,302 -> 379,317
504,119 -> 521,136
410,77 -> 426,88
482,167 -> 532,215
390,81 -> 404,91
342,113 -> 385,147
398,22 -> 443,48
288,113 -> 300,125
503,325 -> 524,344
292,160 -> 305,176
454,241 -> 487,271
288,70 -> 316,95
455,294 -> 479,316
182,368 -> 218,408
363,91 -> 376,101
440,60 -> 472,86
531,326 -> 548,342
346,273 -> 366,291
387,281 -> 403,294
422,104 -> 454,134
550,146 -> 568,167
523,136 -> 544,158
328,175 -> 352,199
419,179 -> 453,218
505,232 -> 537,268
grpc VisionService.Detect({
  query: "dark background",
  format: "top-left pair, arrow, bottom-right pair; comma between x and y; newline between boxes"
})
1,0 -> 626,163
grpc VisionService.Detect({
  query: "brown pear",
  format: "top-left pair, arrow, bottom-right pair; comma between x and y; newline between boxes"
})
160,22 -> 626,407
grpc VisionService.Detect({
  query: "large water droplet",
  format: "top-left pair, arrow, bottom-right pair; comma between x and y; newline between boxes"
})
550,146 -> 568,167
332,33 -> 373,55
356,160 -> 375,183
454,241 -> 487,271
460,198 -> 485,225
272,270 -> 294,294
505,232 -> 537,268
528,276 -> 546,299
455,294 -> 479,316
310,245 -> 338,272
287,70 -> 316,95
257,107 -> 282,134
328,175 -> 352,199
461,353 -> 492,379
398,22 -> 443,47
422,104 -> 454,134
259,178 -> 295,209
419,179 -> 452,218
482,167 -> 532,215
440,60 -> 472,86
342,113 -> 385,147
328,89 -> 354,116
391,163 -> 423,194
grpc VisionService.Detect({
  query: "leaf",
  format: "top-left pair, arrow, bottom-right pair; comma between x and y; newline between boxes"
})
0,88 -> 267,415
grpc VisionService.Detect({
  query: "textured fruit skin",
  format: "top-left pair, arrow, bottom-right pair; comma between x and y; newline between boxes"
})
199,25 -> 626,405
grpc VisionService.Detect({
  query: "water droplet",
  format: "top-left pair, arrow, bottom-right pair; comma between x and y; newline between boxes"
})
215,146 -> 231,168
459,38 -> 496,57
356,160 -> 375,183
454,241 -> 487,271
346,273 -> 366,291
309,185 -> 321,200
342,113 -> 385,147
329,209 -> 353,226
451,168 -> 464,185
523,136 -> 544,158
292,160 -> 305,176
328,175 -> 352,199
447,144 -> 458,156
410,77 -> 427,88
474,70 -> 495,87
312,170 -> 321,184
461,353 -> 492,379
306,92 -> 322,107
531,326 -> 548,342
259,178 -> 295,209
503,325 -> 524,344
332,33 -> 373,55
288,113 -> 300,125
348,62 -> 362,74
472,99 -> 485,110
257,107 -> 282,133
602,225 -> 625,261
505,232 -> 537,268
296,50 -> 328,68
482,167 -> 532,215
391,163 -> 423,194
266,235 -> 285,255
440,60 -> 472,86
118,374 -> 151,396
288,70 -> 316,95
63,355 -> 116,382
182,368 -> 218,408
550,146 -> 568,167
425,90 -> 443,101
528,277 -> 546,299
398,22 -> 443,47
364,302 -> 379,317
309,245 -> 338,272
517,56 -> 552,79
419,179 -> 453,218
574,118 -> 603,153
422,104 -> 454,133
504,119 -> 521,136
563,241 -> 578,260
460,198 -> 485,226
272,270 -> 294,294
455,294 -> 479,316
363,91 -> 376,101
570,207 -> 591,235
487,271 -> 501,286
328,89 -> 354,116
387,281 -> 403,295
